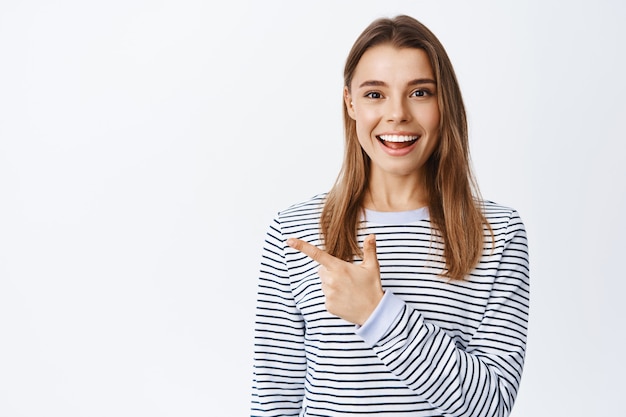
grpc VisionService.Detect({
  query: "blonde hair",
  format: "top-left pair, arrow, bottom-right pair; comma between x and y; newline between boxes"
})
321,15 -> 491,280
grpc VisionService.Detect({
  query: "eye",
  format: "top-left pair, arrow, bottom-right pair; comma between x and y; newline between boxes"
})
364,91 -> 382,99
411,89 -> 428,97
411,89 -> 433,98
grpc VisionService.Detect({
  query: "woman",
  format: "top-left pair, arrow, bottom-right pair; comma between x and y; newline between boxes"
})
251,15 -> 529,417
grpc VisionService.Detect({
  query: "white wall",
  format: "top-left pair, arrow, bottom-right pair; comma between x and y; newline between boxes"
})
1,1 -> 624,415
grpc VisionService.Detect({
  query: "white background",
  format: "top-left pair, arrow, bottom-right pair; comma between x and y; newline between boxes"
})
1,1 -> 624,415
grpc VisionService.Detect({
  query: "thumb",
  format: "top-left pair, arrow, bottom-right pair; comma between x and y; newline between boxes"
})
362,234 -> 379,268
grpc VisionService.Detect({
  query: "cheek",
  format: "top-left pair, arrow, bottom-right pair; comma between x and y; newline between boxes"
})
355,122 -> 378,156
356,128 -> 374,152
354,109 -> 379,133
423,106 -> 441,132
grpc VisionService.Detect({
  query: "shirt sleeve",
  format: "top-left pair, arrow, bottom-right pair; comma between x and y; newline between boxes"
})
355,289 -> 405,346
357,210 -> 530,417
251,216 -> 306,416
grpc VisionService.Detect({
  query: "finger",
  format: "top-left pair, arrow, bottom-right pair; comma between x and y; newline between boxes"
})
286,238 -> 342,268
362,234 -> 379,268
318,266 -> 330,286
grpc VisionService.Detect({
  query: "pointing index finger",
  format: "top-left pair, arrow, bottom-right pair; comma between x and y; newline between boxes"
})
286,238 -> 341,268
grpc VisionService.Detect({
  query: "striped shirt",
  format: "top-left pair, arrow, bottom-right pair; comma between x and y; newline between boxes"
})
251,194 -> 529,416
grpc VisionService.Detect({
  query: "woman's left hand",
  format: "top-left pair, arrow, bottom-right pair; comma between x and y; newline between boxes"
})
287,234 -> 384,326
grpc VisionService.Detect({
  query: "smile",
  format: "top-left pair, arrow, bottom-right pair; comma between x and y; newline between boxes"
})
378,134 -> 419,142
377,134 -> 419,149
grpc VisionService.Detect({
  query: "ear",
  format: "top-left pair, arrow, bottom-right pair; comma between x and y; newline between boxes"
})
344,86 -> 356,120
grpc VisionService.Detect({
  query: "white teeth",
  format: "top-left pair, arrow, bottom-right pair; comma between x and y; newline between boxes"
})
378,135 -> 419,143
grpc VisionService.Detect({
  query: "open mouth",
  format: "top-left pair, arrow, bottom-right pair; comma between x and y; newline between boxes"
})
377,134 -> 419,149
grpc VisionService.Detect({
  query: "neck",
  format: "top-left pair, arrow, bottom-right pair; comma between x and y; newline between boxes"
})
364,171 -> 428,212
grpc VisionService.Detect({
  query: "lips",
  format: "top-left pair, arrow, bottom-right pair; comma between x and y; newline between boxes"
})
377,134 -> 419,149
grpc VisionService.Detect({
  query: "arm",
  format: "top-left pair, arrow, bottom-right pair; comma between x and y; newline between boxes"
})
360,211 -> 529,416
251,217 -> 306,416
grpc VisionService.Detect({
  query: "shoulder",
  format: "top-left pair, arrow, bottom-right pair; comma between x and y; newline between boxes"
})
279,193 -> 327,217
273,193 -> 327,237
482,200 -> 524,223
481,200 -> 528,242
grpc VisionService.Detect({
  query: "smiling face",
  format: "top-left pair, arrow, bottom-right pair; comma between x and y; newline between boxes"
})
344,44 -> 440,182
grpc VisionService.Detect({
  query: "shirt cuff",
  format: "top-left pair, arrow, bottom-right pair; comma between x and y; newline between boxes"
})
355,290 -> 405,348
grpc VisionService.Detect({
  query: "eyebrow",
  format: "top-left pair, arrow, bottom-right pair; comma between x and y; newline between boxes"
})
358,78 -> 436,88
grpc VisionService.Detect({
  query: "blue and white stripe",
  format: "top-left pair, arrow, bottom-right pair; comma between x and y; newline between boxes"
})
252,194 -> 529,416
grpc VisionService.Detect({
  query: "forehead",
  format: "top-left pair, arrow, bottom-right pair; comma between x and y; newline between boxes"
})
351,44 -> 434,88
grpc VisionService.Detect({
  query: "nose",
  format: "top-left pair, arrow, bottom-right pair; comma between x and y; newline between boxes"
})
386,96 -> 411,123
